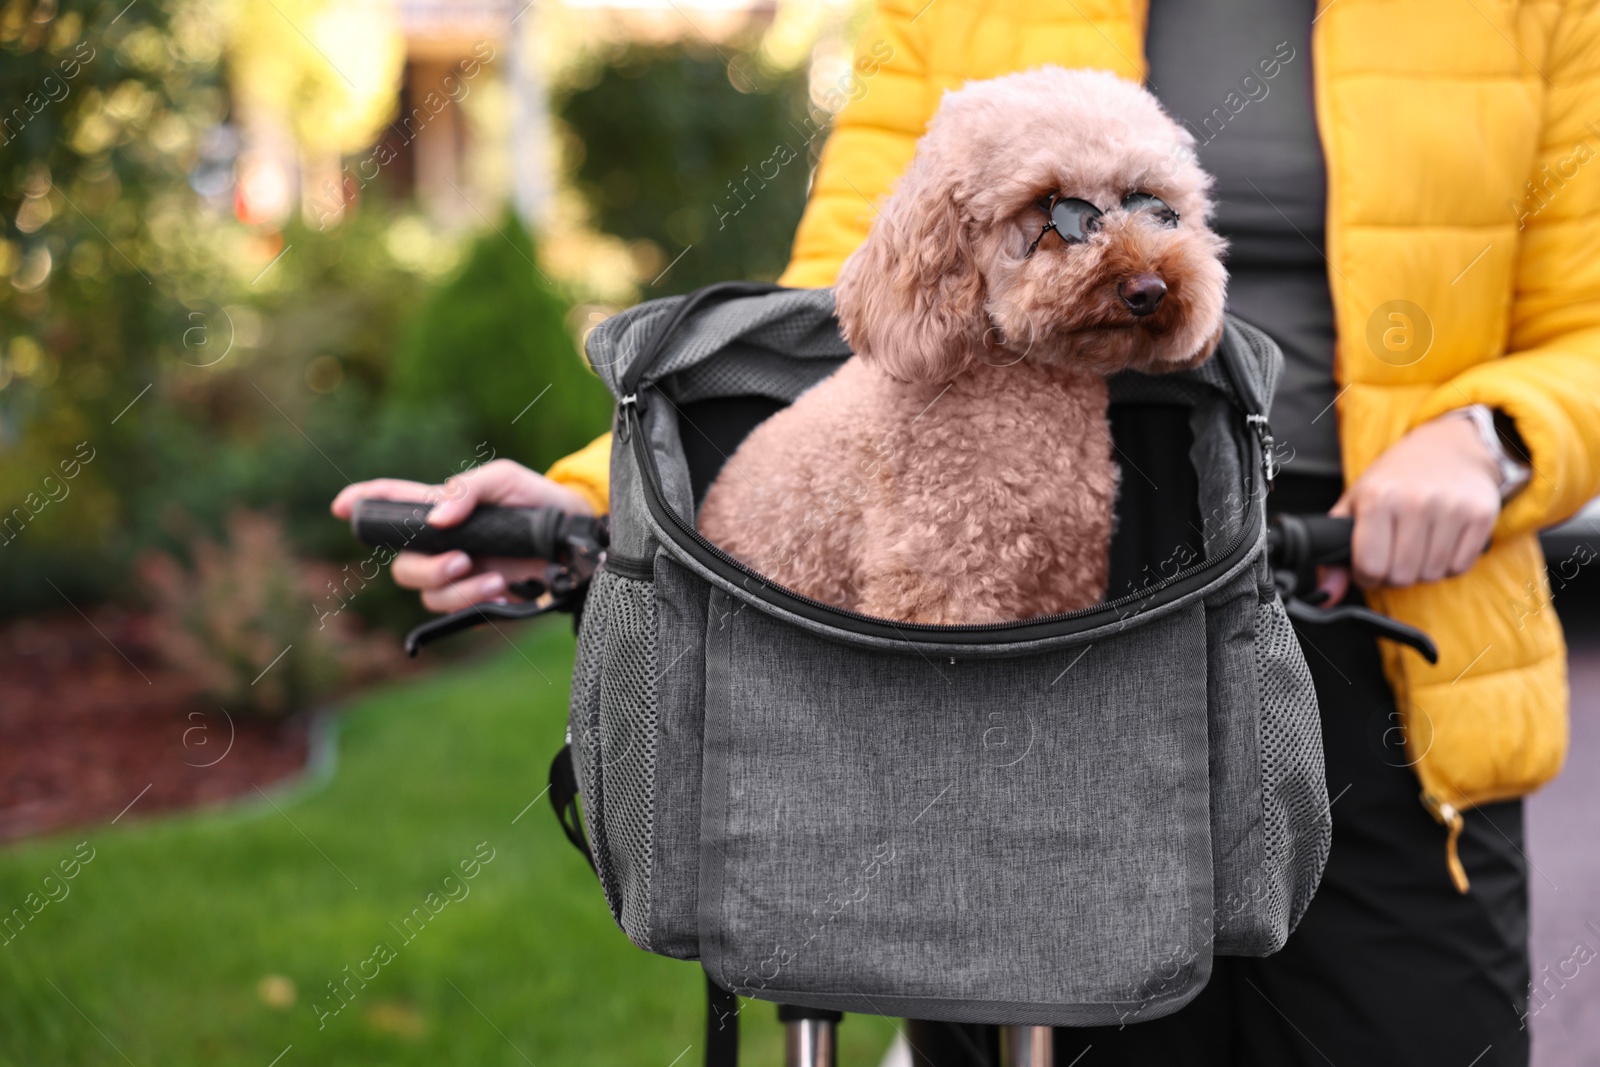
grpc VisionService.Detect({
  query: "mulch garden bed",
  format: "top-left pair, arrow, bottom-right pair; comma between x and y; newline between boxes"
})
0,609 -> 312,843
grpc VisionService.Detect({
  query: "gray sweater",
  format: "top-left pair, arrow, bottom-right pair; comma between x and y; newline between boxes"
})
1146,0 -> 1340,476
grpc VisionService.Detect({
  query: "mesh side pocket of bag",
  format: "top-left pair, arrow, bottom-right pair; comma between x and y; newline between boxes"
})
1252,596 -> 1330,945
593,566 -> 663,951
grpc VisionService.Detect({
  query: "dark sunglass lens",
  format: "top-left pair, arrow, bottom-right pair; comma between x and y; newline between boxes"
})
1122,192 -> 1179,226
1050,198 -> 1104,243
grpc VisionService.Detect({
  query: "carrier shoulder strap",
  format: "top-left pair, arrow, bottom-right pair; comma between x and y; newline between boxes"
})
549,753 -> 742,1065
705,974 -> 740,1067
547,745 -> 594,871
619,281 -> 786,398
553,742 -> 743,1065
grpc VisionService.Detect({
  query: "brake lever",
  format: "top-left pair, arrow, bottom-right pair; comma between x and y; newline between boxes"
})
402,539 -> 608,657
1281,594 -> 1440,665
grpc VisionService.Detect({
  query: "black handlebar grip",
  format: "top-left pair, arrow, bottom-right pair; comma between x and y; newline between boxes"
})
350,499 -> 568,559
1294,514 -> 1355,568
1268,513 -> 1354,573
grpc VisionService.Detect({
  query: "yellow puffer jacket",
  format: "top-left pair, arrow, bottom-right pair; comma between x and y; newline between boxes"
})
550,0 -> 1600,847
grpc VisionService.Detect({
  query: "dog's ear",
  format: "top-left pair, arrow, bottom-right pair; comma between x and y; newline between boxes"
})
834,164 -> 987,383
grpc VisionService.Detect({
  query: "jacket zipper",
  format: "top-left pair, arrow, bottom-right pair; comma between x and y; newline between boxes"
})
1420,792 -> 1471,894
624,400 -> 1263,645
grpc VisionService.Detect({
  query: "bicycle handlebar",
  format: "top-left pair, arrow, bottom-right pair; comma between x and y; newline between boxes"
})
349,499 -> 607,561
348,499 -> 608,656
1266,513 -> 1353,574
1265,512 -> 1438,664
346,498 -> 1434,664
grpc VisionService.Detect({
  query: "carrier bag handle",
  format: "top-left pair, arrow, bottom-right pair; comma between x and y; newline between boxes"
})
619,281 -> 786,399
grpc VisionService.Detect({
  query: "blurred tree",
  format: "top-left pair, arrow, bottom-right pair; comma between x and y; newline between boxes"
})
0,0 -> 232,607
0,0 -> 220,409
0,0 -> 446,622
388,213 -> 612,475
555,42 -> 814,299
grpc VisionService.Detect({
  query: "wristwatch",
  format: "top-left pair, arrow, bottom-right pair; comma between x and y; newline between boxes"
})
1444,403 -> 1531,502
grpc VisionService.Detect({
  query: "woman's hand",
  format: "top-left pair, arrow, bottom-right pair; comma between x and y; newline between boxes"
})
1317,413 -> 1503,604
330,459 -> 595,614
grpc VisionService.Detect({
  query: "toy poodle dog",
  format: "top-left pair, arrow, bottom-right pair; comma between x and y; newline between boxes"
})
697,67 -> 1228,625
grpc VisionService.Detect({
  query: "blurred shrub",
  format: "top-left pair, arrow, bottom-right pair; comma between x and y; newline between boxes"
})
555,43 -> 813,298
1,0 -> 228,432
139,509 -> 403,718
0,206 -> 464,623
1,0 -> 228,611
387,214 -> 612,474
0,0 -> 446,624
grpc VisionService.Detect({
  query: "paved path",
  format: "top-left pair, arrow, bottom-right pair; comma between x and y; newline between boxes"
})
1529,630 -> 1600,1065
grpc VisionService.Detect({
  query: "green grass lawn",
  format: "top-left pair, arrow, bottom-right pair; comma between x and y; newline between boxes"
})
0,619 -> 898,1066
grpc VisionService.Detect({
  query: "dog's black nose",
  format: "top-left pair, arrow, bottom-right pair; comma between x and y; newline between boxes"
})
1118,274 -> 1167,317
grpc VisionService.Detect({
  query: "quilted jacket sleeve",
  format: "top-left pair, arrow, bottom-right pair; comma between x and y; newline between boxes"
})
1409,0 -> 1600,539
544,430 -> 611,515
778,0 -> 933,288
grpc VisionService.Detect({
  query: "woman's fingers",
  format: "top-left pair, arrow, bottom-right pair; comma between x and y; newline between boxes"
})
428,459 -> 594,527
330,478 -> 443,519
419,572 -> 509,614
391,550 -> 473,591
331,460 -> 593,618
1384,489 -> 1433,587
333,462 -> 595,528
392,552 -> 550,613
1341,413 -> 1503,589
1349,489 -> 1396,589
1313,565 -> 1351,607
336,462 -> 595,533
1416,500 -> 1472,584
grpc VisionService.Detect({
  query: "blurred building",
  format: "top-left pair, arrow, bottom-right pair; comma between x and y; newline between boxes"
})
393,0 -> 530,225
227,0 -> 780,234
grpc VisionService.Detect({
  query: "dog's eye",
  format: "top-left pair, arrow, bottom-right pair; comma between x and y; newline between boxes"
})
1122,192 -> 1180,227
1049,197 -> 1104,243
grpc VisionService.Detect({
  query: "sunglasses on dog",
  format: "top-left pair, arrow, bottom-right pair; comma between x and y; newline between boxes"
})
1024,191 -> 1180,257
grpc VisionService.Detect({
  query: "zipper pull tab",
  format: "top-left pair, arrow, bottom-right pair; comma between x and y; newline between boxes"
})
1420,792 -> 1470,894
1246,413 -> 1277,490
617,393 -> 640,443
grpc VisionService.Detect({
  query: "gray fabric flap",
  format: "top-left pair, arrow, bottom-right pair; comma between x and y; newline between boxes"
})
585,288 -> 850,399
1217,315 -> 1285,417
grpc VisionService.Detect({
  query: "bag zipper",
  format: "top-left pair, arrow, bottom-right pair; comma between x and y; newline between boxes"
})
624,399 -> 1264,646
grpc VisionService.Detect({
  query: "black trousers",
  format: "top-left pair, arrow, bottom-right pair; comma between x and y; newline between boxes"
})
907,475 -> 1532,1067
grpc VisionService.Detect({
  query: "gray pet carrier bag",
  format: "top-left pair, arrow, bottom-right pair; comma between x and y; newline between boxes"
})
567,282 -> 1330,1026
